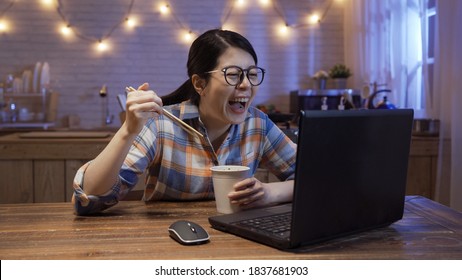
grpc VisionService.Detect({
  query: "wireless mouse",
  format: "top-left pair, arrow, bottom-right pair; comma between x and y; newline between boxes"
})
168,220 -> 210,245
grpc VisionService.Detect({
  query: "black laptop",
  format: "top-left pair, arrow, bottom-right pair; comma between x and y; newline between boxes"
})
209,109 -> 414,250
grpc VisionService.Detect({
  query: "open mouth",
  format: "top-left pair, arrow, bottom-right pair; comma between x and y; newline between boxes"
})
228,97 -> 249,111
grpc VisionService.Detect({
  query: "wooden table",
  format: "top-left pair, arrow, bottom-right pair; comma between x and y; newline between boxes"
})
1,196 -> 461,260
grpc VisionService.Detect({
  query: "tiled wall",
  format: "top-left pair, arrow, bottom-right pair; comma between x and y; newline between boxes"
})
0,0 -> 344,129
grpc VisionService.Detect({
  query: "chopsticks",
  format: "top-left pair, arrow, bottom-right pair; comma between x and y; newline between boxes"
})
117,94 -> 127,111
125,86 -> 204,138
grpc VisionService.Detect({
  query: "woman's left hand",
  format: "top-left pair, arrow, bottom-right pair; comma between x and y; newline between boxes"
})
228,177 -> 270,209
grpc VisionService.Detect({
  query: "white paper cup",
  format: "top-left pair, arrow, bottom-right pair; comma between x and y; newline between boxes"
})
210,165 -> 250,214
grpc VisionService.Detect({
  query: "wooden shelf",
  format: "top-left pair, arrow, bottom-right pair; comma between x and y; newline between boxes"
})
0,122 -> 55,129
2,93 -> 46,97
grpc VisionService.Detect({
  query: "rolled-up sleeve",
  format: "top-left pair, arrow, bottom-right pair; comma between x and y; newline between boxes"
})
72,161 -> 132,216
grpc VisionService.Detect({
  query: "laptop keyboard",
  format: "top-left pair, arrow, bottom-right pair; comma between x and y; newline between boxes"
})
234,212 -> 292,238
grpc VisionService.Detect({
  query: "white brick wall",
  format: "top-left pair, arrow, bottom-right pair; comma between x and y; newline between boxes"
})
0,0 -> 344,128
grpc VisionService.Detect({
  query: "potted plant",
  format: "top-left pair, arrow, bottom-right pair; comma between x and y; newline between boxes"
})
329,64 -> 352,89
313,70 -> 329,90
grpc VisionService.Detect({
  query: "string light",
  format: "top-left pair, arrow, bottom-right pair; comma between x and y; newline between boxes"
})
308,14 -> 321,24
125,17 -> 137,29
60,24 -> 71,36
0,19 -> 9,32
259,0 -> 271,8
159,4 -> 170,15
158,2 -> 194,44
0,0 -> 15,32
96,40 -> 109,52
278,23 -> 290,36
221,22 -> 235,32
40,0 -> 55,9
2,0 -> 336,51
54,0 -> 134,52
182,30 -> 194,43
235,0 -> 247,8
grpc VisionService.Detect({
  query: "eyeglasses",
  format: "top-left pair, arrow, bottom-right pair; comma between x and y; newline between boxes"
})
206,66 -> 266,87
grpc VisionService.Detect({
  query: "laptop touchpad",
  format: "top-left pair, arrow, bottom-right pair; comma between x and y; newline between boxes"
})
265,204 -> 292,214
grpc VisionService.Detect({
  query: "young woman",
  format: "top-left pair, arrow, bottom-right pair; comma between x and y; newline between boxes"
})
73,29 -> 297,215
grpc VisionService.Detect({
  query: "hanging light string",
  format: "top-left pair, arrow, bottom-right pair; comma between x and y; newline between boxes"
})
319,0 -> 334,22
0,0 -> 335,49
272,0 -> 289,25
271,0 -> 334,29
56,0 -> 135,42
221,1 -> 235,27
0,0 -> 15,18
159,0 -> 333,40
164,3 -> 188,31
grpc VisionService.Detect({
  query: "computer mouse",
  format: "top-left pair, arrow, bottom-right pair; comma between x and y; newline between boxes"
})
168,220 -> 210,245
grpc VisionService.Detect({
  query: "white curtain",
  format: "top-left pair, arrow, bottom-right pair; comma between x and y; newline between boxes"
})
344,0 -> 462,210
433,0 -> 462,211
344,0 -> 422,110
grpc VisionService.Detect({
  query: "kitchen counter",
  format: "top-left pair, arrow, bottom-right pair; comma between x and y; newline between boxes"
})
0,131 -> 114,203
0,131 -> 113,159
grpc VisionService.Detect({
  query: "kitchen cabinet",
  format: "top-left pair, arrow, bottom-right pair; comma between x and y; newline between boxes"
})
0,133 -> 439,204
406,136 -> 439,199
0,132 -> 112,203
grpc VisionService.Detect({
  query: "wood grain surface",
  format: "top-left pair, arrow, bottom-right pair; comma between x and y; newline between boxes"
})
1,196 -> 461,260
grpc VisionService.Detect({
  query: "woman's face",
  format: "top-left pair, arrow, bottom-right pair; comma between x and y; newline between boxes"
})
199,47 -> 259,128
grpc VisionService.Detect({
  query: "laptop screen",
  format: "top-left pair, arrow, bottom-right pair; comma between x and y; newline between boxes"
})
290,109 -> 414,246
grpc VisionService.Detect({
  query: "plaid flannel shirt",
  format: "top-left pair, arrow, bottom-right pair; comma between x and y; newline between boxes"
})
73,100 -> 297,215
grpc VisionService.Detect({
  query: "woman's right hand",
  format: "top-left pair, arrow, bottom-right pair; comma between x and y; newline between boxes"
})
124,83 -> 163,134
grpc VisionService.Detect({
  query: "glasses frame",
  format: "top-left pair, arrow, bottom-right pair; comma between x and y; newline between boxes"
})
206,65 -> 266,87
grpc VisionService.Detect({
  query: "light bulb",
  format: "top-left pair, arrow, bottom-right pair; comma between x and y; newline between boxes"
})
236,0 -> 246,8
0,20 -> 8,32
96,40 -> 109,52
308,14 -> 320,24
41,0 -> 55,8
60,24 -> 71,36
279,24 -> 289,35
125,17 -> 137,28
259,0 -> 271,7
182,30 -> 194,43
159,4 -> 170,15
221,23 -> 233,31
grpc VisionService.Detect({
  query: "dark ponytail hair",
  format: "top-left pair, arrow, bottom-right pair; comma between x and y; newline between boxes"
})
161,29 -> 258,106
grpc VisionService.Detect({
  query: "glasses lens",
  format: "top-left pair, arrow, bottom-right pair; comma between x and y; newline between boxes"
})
247,67 -> 264,86
223,67 -> 242,86
223,66 -> 265,86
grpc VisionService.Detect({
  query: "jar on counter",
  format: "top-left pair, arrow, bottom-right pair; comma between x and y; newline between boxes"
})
9,99 -> 17,122
0,110 -> 8,123
5,74 -> 14,93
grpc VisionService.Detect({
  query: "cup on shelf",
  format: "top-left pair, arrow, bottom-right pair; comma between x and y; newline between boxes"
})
19,108 -> 35,122
35,112 -> 45,122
